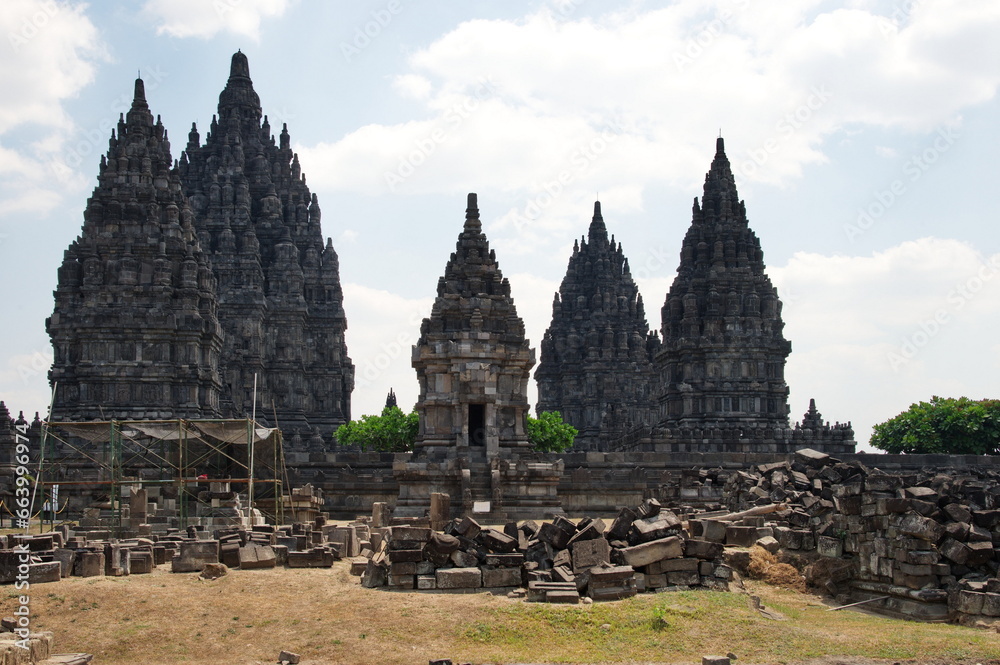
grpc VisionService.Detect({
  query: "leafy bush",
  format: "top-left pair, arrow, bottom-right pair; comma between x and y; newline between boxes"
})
870,396 -> 1000,455
526,411 -> 578,453
334,406 -> 418,452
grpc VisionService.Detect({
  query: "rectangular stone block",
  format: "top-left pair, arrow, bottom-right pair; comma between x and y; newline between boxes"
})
388,573 -> 415,588
482,566 -> 521,587
589,585 -> 636,601
589,565 -> 635,587
537,522 -> 572,550
171,540 -> 219,573
484,553 -> 524,568
479,528 -> 517,553
689,519 -> 727,543
685,539 -> 724,560
816,536 -> 843,558
546,589 -> 581,603
349,557 -> 368,576
898,514 -> 945,543
387,548 -> 424,563
607,507 -> 638,541
646,557 -> 699,575
53,548 -> 76,578
129,551 -> 154,574
416,574 -> 437,590
28,561 -> 61,584
74,551 -> 104,577
390,561 -> 417,576
981,593 -> 1000,617
620,536 -> 683,568
666,569 -> 700,586
239,543 -> 277,569
725,525 -> 758,547
436,567 -> 482,589
571,537 -> 610,572
629,513 -> 681,544
390,526 -> 431,543
286,548 -> 335,568
951,589 -> 984,614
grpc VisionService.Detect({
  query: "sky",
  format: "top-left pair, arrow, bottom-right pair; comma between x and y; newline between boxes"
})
1,0 -> 998,450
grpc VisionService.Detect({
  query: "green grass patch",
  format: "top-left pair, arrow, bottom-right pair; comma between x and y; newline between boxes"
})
453,588 -> 1000,664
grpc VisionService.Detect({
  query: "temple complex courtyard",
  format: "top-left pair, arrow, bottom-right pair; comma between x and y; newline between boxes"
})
6,562 -> 998,665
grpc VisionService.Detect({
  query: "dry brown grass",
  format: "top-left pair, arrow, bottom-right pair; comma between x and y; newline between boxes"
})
3,563 -> 998,665
746,545 -> 807,592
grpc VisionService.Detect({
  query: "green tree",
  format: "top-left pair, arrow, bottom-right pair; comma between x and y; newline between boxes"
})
870,396 -> 1000,455
526,411 -> 578,453
334,406 -> 418,452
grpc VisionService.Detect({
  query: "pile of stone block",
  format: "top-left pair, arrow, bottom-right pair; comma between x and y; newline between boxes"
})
358,498 -> 732,603
722,448 -> 1000,622
0,624 -> 92,665
0,516 -> 360,585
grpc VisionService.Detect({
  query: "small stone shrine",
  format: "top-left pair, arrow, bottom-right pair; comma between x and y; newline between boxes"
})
394,194 -> 564,521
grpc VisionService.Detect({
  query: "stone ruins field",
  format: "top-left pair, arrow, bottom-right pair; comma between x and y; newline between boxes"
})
6,563 -> 999,665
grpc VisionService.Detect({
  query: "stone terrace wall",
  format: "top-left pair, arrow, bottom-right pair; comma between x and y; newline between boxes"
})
556,451 -> 1000,517
290,450 -> 1000,520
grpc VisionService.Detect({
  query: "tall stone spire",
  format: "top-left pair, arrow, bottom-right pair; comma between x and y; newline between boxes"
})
536,201 -> 659,450
656,137 -> 791,430
179,52 -> 353,437
47,78 -> 224,421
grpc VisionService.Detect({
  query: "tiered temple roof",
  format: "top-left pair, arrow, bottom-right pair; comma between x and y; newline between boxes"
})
536,202 -> 660,450
48,52 -> 353,439
657,137 -> 791,429
47,79 -> 224,421
178,51 -> 353,437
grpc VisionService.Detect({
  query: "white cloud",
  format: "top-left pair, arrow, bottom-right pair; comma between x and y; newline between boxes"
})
392,74 -> 432,101
0,0 -> 107,214
342,283 -> 433,417
298,1 -> 1000,221
772,238 -> 1000,446
142,0 -> 292,40
875,145 -> 897,158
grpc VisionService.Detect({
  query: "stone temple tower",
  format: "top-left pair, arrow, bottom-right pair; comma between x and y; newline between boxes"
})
178,51 -> 353,437
47,79 -> 224,420
395,194 -> 563,520
535,201 -> 660,450
657,138 -> 791,432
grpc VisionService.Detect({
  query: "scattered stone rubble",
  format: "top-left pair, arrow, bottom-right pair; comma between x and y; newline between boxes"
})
0,623 -> 91,665
357,497 -> 734,603
4,449 -> 1000,630
0,514 -> 355,584
723,448 -> 1000,624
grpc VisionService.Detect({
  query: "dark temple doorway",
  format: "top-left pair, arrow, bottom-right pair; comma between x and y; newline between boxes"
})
469,403 -> 485,446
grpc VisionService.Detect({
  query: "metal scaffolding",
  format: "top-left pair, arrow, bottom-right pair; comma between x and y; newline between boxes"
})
37,418 -> 287,535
